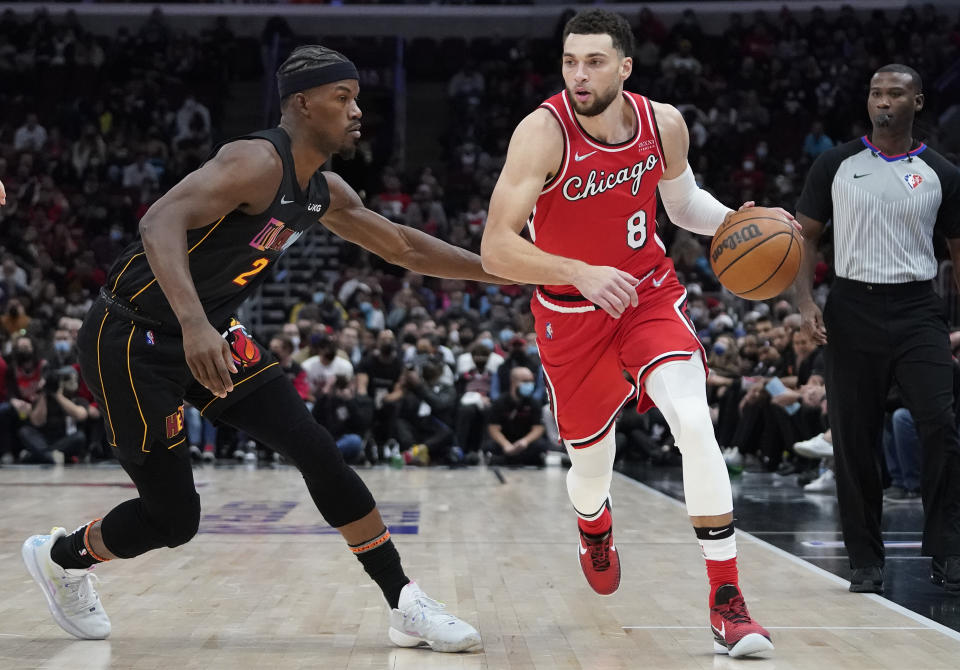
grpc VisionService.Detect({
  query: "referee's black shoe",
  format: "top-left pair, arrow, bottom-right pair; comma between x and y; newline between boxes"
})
849,566 -> 883,594
931,556 -> 960,592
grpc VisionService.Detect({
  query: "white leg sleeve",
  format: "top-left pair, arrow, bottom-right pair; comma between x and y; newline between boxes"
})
564,431 -> 615,519
644,352 -> 733,517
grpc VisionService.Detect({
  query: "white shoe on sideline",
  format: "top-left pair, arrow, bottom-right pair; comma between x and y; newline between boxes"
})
723,447 -> 743,469
388,581 -> 482,652
794,433 -> 833,459
22,527 -> 111,639
804,469 -> 836,493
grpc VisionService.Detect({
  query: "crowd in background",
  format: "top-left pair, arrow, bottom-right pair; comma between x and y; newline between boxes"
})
1,5 -> 960,502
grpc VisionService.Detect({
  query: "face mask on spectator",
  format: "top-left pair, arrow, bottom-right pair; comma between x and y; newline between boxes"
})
742,160 -> 755,171
54,340 -> 71,354
15,349 -> 33,365
379,342 -> 396,357
712,341 -> 727,356
478,337 -> 495,351
313,291 -> 325,304
359,301 -> 373,314
499,328 -> 514,343
517,381 -> 535,397
526,344 -> 538,356
110,229 -> 123,241
289,336 -> 300,351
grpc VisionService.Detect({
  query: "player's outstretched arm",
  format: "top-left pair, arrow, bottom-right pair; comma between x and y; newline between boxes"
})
481,110 -> 638,318
139,140 -> 282,397
320,171 -> 509,284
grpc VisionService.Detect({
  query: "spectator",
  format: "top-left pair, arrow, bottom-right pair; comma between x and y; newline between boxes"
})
356,329 -> 404,445
18,365 -> 89,464
394,356 -> 457,465
302,332 -> 354,399
269,335 -> 310,402
487,366 -> 548,467
122,153 -> 159,190
802,121 -> 835,159
312,375 -> 372,465
13,113 -> 47,152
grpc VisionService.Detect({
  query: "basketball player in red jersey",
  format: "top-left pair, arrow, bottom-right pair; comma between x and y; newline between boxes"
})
482,10 -> 795,658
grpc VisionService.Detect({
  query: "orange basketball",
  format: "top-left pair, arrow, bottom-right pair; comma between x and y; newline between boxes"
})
708,207 -> 803,301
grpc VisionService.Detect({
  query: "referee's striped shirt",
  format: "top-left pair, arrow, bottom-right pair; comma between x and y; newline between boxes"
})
796,136 -> 960,284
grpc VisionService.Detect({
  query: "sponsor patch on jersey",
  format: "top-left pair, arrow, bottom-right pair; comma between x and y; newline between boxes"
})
903,173 -> 924,190
145,330 -> 155,346
545,322 -> 554,340
222,319 -> 261,368
165,404 -> 184,439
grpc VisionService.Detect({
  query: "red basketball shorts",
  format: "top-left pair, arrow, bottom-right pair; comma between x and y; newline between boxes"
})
532,265 -> 706,448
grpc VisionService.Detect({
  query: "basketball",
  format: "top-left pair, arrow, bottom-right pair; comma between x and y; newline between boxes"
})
709,208 -> 803,300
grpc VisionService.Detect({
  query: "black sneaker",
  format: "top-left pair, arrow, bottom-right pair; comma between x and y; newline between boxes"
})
849,566 -> 884,594
931,556 -> 960,592
884,486 -> 921,503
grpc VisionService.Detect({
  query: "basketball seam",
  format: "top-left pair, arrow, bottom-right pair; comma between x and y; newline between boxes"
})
738,229 -> 799,297
713,231 -> 792,280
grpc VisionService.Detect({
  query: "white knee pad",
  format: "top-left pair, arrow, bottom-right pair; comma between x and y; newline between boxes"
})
644,352 -> 733,517
564,431 -> 615,519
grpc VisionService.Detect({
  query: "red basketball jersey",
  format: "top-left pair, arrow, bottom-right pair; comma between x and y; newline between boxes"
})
531,90 -> 667,296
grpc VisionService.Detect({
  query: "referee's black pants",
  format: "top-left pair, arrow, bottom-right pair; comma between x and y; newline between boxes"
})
824,278 -> 960,567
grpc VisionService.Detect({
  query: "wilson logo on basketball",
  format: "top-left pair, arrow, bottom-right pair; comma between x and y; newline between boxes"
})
223,320 -> 261,368
710,223 -> 763,264
562,154 -> 659,202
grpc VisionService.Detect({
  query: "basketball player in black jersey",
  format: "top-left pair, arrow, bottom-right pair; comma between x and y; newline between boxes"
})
21,46 -> 497,652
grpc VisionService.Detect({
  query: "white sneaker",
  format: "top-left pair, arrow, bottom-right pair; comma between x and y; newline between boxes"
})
794,433 -> 833,459
804,469 -> 836,493
723,447 -> 743,469
21,527 -> 111,639
388,581 -> 482,652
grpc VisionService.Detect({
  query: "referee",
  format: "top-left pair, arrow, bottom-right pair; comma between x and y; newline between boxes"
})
794,64 -> 960,594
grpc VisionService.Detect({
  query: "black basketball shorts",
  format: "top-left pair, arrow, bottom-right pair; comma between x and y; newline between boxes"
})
77,296 -> 283,464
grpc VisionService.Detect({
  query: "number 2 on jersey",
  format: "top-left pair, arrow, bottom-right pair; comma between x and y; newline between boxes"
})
232,258 -> 269,286
626,210 -> 647,249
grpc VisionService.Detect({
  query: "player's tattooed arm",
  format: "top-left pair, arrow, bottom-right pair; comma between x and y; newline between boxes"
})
320,171 -> 511,284
139,140 -> 281,397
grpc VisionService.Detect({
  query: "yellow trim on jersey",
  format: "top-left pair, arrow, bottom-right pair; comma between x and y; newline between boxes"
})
111,252 -> 143,293
129,215 -> 227,301
168,437 -> 186,450
96,311 -> 118,447
126,325 -> 149,453
199,361 -> 280,416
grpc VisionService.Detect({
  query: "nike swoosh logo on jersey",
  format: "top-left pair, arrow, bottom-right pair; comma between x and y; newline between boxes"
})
574,151 -> 597,162
280,195 -> 295,204
651,269 -> 671,287
853,173 -> 871,179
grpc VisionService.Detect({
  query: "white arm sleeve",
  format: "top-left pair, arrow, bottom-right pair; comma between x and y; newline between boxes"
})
657,164 -> 733,236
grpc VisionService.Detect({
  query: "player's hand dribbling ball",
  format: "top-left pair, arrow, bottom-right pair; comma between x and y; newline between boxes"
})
709,207 -> 803,301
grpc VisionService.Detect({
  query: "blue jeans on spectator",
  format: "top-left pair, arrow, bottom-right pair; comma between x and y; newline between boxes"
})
185,405 -> 217,447
337,433 -> 363,464
884,408 -> 921,492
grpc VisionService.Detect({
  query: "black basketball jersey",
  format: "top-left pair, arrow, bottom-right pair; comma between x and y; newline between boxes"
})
107,127 -> 330,331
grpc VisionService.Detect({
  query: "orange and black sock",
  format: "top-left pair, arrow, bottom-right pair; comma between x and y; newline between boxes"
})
51,519 -> 110,570
350,528 -> 408,609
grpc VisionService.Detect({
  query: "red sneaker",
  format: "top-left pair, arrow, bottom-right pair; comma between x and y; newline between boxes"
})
578,529 -> 620,596
710,584 -> 773,658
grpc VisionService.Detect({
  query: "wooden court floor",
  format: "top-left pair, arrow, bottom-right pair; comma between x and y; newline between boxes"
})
2,463 -> 960,669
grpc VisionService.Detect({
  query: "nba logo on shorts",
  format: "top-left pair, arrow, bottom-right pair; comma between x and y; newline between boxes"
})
546,322 -> 554,340
145,330 -> 156,346
904,173 -> 923,190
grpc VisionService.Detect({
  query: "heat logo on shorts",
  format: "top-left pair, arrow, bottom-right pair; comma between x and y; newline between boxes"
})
223,319 -> 261,368
165,404 -> 184,439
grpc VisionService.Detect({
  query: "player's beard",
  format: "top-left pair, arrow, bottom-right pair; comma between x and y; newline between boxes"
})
568,81 -> 620,117
337,142 -> 357,160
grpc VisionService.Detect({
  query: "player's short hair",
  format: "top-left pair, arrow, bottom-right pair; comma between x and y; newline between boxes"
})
276,45 -> 356,101
874,63 -> 923,92
562,9 -> 635,58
